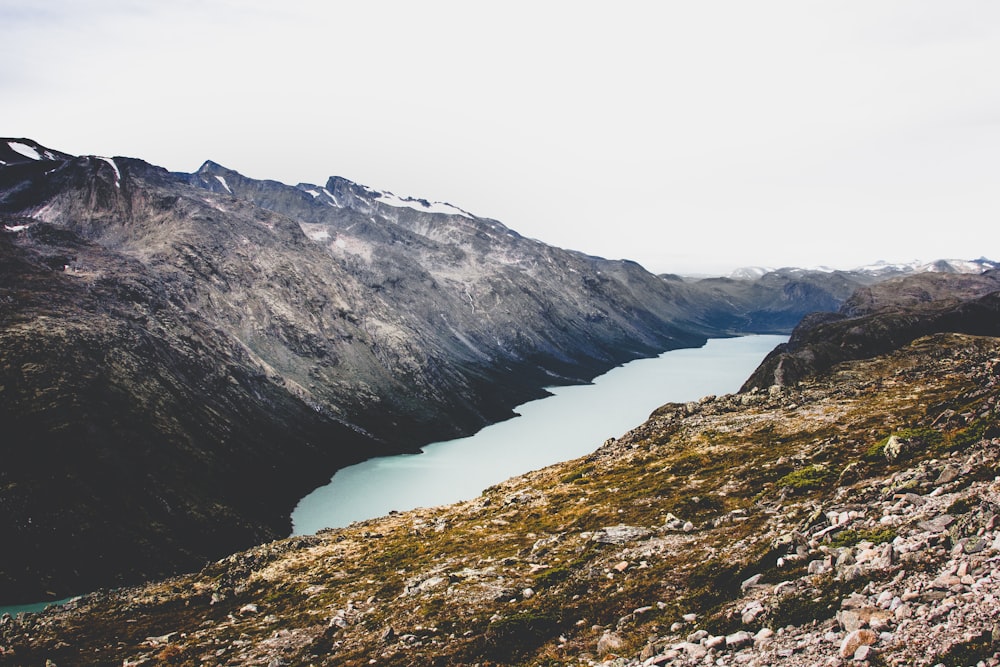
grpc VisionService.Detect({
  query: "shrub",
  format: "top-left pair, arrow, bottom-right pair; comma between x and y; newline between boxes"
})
866,427 -> 942,461
560,464 -> 594,484
778,464 -> 833,492
484,611 -> 561,660
828,527 -> 896,549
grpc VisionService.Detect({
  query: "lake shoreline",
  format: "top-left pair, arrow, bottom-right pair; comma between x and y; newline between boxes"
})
291,335 -> 787,535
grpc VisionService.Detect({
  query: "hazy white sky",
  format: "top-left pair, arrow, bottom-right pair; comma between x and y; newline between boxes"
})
3,1 -> 998,274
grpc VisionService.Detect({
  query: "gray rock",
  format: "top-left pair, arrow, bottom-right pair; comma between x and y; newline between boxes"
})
935,465 -> 960,485
592,525 -> 652,544
963,538 -> 987,554
597,631 -> 623,657
726,630 -> 753,648
918,514 -> 955,533
854,644 -> 876,661
687,629 -> 708,643
675,641 -> 708,659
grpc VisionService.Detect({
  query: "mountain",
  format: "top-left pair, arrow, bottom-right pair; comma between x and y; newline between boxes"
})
685,268 -> 873,333
727,258 -> 999,281
743,270 -> 1000,390
0,137 -> 994,606
3,274 -> 998,666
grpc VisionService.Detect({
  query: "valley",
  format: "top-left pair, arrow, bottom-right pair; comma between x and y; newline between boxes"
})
1,138 -> 998,666
0,138 -> 894,603
2,269 -> 997,666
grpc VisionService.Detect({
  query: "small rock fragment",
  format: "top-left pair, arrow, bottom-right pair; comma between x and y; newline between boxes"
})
840,629 -> 877,658
597,631 -> 623,657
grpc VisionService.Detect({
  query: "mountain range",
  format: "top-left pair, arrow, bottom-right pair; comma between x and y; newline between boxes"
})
0,137 -> 995,605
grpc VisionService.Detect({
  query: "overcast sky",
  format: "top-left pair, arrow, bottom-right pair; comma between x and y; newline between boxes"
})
3,1 -> 998,274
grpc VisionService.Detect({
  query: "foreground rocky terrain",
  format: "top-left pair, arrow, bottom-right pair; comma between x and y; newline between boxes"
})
1,137 -> 924,603
3,276 -> 997,665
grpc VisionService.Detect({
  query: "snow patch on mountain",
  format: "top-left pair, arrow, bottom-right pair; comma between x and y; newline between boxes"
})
725,258 -> 997,281
728,266 -> 775,280
855,258 -> 997,275
8,141 -> 42,161
214,175 -> 232,193
375,192 -> 471,218
322,188 -> 339,206
97,157 -> 121,188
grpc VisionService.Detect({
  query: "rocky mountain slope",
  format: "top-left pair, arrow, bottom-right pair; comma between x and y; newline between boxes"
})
3,271 -> 998,666
744,271 -> 1000,390
0,137 -> 910,605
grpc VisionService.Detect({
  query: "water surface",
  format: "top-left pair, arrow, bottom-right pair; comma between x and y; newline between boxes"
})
292,335 -> 785,534
0,597 -> 75,619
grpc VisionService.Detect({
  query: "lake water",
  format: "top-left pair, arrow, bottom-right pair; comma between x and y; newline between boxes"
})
291,335 -> 785,535
0,596 -> 75,619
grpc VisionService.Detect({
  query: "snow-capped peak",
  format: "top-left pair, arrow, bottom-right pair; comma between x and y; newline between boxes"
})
853,258 -> 997,276
728,266 -> 775,280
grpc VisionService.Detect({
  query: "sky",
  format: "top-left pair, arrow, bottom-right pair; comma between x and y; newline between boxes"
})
2,1 -> 998,275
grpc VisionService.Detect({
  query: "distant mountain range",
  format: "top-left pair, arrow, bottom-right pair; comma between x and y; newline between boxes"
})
0,137 -> 995,603
726,258 -> 998,281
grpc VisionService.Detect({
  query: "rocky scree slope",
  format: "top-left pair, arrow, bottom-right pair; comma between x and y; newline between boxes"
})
3,281 -> 999,665
0,137 -> 854,604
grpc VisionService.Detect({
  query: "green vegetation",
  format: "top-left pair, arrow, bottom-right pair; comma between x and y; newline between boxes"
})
865,426 -> 942,461
533,564 -> 573,589
945,497 -> 973,515
828,527 -> 897,548
669,451 -> 708,474
560,464 -> 595,484
943,417 -> 996,453
769,573 -> 866,629
778,464 -> 834,492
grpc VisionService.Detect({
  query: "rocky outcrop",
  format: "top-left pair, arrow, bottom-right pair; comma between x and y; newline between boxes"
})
742,272 -> 1000,390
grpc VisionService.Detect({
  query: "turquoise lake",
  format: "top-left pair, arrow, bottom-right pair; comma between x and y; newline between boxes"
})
292,335 -> 786,534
